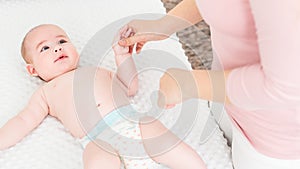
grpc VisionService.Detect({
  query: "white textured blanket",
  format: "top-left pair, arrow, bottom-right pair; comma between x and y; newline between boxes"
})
0,0 -> 233,169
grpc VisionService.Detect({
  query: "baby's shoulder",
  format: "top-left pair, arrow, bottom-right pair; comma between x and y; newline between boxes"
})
77,66 -> 113,78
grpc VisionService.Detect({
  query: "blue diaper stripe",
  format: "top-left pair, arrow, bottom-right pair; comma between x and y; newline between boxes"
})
86,105 -> 137,141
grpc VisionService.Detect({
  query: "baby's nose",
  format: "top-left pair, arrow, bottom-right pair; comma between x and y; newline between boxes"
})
54,46 -> 63,53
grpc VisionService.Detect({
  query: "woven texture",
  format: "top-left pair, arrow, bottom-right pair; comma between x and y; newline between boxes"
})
0,0 -> 232,169
161,0 -> 213,70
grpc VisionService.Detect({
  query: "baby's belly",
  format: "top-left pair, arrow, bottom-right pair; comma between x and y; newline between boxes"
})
59,94 -> 130,138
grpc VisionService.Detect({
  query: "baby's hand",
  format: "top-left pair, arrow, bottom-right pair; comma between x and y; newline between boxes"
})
113,26 -> 134,56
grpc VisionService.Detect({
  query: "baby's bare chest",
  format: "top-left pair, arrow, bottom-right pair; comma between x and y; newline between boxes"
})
44,68 -> 126,121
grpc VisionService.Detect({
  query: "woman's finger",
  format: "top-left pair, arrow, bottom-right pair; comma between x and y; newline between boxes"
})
136,42 -> 146,54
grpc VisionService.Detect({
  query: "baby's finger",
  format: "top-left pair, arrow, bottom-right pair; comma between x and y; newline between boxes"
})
123,28 -> 133,38
127,32 -> 135,54
119,25 -> 129,36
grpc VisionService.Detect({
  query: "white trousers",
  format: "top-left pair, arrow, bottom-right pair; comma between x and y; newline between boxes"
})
232,125 -> 300,169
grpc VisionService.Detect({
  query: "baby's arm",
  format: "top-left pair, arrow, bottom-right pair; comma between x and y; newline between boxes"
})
0,87 -> 49,150
112,26 -> 138,96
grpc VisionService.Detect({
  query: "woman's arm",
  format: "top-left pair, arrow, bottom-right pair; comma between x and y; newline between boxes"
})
226,0 -> 300,110
119,0 -> 203,52
158,68 -> 231,108
165,0 -> 203,33
160,0 -> 300,110
0,87 -> 49,150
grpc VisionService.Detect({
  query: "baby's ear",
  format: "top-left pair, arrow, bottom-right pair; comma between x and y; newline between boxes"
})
26,64 -> 38,76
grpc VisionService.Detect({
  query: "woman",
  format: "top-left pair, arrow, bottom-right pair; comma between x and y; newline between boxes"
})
118,0 -> 300,168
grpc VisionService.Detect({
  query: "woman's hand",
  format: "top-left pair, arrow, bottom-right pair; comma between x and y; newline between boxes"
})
118,0 -> 203,54
118,19 -> 171,54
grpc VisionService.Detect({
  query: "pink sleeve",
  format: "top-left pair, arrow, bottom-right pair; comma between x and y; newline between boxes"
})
227,0 -> 300,111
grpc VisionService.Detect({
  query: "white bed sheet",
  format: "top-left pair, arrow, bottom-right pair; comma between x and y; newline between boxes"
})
0,0 -> 233,168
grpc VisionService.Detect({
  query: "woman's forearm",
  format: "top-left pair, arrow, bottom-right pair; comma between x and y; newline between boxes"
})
159,0 -> 203,35
192,69 -> 231,104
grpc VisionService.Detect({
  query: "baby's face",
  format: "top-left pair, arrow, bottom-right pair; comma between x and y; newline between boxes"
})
25,25 -> 79,81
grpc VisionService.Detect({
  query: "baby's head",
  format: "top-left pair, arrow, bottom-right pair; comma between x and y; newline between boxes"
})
21,24 -> 79,81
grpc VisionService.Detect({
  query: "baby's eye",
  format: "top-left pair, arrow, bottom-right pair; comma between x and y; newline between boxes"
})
58,39 -> 67,44
40,46 -> 49,52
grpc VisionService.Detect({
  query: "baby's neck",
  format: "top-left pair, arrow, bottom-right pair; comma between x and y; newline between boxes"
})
46,68 -> 78,82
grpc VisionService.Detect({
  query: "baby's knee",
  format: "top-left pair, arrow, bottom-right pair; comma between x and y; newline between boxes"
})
139,116 -> 177,164
83,141 -> 121,169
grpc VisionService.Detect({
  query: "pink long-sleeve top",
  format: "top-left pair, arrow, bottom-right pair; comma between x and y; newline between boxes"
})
196,0 -> 300,159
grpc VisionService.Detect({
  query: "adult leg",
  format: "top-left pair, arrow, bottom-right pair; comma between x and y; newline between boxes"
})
139,116 -> 207,169
82,140 -> 121,169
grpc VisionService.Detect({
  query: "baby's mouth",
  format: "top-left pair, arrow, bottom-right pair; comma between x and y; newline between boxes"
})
54,55 -> 68,63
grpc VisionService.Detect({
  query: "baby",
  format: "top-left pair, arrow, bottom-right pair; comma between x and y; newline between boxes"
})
0,24 -> 206,169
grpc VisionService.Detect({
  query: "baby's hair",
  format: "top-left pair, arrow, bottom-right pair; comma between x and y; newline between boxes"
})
21,25 -> 45,64
21,32 -> 31,64
21,24 -> 59,64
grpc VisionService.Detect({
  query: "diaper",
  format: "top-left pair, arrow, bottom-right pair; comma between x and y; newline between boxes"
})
78,105 -> 164,169
78,105 -> 137,148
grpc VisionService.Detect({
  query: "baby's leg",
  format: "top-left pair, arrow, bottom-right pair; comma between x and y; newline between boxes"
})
139,117 -> 207,169
82,140 -> 121,169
